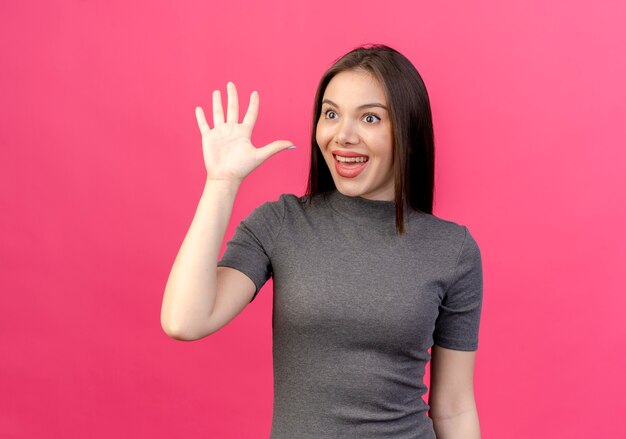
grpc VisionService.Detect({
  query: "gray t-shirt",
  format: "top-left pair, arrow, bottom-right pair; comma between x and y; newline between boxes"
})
218,190 -> 483,439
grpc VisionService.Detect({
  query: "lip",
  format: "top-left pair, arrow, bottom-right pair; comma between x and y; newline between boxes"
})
332,151 -> 369,178
331,150 -> 369,158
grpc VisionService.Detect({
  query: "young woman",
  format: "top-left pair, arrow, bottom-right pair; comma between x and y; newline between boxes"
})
161,45 -> 483,439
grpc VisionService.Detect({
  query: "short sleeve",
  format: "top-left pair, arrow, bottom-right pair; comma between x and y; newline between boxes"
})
217,196 -> 286,302
433,226 -> 484,351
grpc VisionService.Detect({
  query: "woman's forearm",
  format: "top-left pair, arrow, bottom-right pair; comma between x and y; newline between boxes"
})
160,179 -> 239,339
431,408 -> 480,439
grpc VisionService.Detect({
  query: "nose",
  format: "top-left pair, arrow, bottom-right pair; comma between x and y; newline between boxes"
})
335,119 -> 359,145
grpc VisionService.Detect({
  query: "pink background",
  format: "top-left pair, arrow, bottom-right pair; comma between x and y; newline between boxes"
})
2,1 -> 625,437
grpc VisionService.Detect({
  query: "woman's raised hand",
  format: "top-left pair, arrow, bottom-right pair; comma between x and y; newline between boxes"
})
195,82 -> 294,184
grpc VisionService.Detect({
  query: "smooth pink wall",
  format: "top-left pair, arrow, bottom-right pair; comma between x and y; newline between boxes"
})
2,1 -> 625,437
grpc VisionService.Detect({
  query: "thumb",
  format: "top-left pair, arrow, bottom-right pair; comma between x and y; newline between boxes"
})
256,140 -> 296,163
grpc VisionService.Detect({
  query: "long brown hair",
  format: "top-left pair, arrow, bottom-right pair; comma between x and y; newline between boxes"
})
305,45 -> 435,234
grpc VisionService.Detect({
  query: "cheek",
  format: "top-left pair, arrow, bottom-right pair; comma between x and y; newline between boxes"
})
316,123 -> 331,149
370,133 -> 393,156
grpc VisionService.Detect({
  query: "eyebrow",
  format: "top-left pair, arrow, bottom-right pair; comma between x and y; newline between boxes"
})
322,98 -> 388,111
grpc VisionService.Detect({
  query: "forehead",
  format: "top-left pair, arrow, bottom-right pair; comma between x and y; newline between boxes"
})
323,69 -> 387,105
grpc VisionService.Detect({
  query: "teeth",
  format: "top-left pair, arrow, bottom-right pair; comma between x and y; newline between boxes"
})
335,155 -> 368,163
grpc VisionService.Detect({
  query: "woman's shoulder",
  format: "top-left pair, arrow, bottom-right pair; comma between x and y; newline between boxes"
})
255,193 -> 308,211
410,211 -> 479,249
247,193 -> 309,221
276,193 -> 308,204
417,211 -> 467,231
268,192 -> 328,210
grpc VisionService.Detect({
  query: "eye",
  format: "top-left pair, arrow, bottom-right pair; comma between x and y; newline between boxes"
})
363,113 -> 381,124
324,109 -> 338,119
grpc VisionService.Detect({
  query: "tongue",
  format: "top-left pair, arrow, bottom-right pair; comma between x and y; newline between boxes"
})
339,161 -> 366,169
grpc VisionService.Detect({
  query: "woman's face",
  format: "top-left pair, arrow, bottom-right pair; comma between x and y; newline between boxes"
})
316,69 -> 394,201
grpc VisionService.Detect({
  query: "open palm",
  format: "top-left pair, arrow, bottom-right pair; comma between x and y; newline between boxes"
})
195,82 -> 293,184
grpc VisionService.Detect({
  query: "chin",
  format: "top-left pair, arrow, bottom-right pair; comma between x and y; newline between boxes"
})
333,181 -> 367,198
335,187 -> 358,197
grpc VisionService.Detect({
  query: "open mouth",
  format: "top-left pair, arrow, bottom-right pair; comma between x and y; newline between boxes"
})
333,154 -> 369,167
332,154 -> 369,178
334,154 -> 368,163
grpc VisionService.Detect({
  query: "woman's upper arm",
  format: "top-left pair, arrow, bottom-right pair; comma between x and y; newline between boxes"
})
428,345 -> 478,418
194,266 -> 257,338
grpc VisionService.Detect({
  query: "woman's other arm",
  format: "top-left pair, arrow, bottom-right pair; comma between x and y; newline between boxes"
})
160,82 -> 293,341
429,345 -> 481,438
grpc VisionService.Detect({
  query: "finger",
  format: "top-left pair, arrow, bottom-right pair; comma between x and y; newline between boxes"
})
256,140 -> 296,163
212,90 -> 225,126
226,82 -> 239,123
195,107 -> 211,135
242,90 -> 259,127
